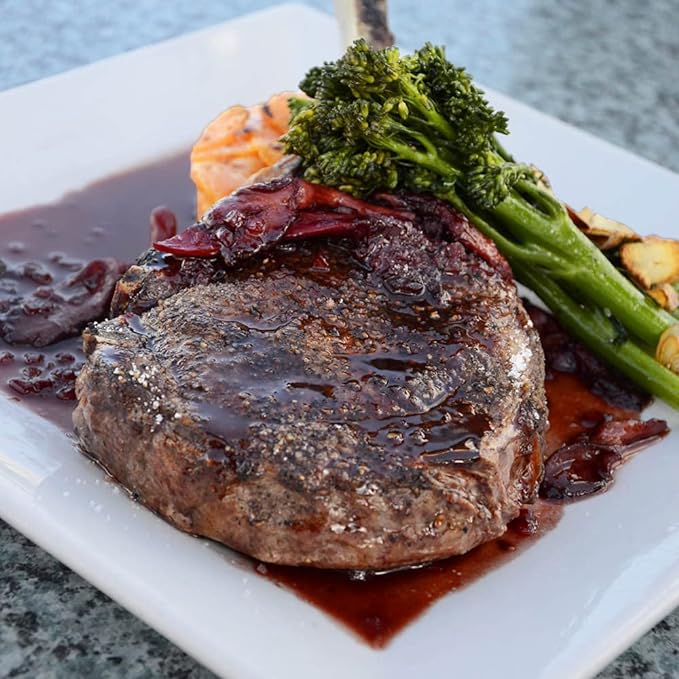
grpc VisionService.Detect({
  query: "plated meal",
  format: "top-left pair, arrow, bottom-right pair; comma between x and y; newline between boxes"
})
1,13 -> 678,668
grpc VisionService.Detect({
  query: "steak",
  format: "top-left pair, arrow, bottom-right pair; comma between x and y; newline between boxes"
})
74,179 -> 547,569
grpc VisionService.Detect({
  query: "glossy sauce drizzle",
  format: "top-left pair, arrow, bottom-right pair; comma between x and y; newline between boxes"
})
529,303 -> 668,500
0,151 -> 193,428
262,500 -> 561,647
0,152 -> 666,647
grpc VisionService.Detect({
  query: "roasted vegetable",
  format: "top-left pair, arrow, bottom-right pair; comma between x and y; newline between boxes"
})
658,326 -> 679,374
620,237 -> 679,289
569,207 -> 679,312
573,207 -> 639,250
190,92 -> 296,218
648,283 -> 679,312
284,40 -> 679,407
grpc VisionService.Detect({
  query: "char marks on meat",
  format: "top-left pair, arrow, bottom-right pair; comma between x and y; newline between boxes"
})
74,178 -> 547,569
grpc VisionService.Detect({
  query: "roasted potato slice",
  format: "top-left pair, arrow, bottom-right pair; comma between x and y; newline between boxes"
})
647,283 -> 679,311
657,324 -> 679,373
620,237 -> 679,289
574,207 -> 639,250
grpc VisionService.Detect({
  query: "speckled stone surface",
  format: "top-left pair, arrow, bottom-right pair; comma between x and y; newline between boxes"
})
1,1 -> 678,677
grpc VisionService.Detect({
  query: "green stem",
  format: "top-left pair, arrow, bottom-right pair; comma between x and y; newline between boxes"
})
390,121 -> 455,168
379,136 -> 459,183
492,136 -> 515,163
401,78 -> 459,142
513,260 -> 679,410
492,192 -> 676,348
440,192 -> 566,270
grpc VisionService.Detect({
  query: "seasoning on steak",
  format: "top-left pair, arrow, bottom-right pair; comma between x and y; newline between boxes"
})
74,178 -> 547,570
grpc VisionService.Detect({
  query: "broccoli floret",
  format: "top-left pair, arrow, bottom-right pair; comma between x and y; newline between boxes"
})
286,40 -> 524,208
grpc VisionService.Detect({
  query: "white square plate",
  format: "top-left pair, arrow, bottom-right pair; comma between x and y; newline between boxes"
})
2,5 -> 679,678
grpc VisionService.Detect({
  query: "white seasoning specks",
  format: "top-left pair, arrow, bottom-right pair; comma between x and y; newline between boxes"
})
509,345 -> 532,381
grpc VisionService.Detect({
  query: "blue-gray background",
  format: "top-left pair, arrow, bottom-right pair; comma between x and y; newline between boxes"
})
1,1 -> 678,677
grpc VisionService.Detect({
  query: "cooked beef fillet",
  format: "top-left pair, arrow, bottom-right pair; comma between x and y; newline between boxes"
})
74,180 -> 546,569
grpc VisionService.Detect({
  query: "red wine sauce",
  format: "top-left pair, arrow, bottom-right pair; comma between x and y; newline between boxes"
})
262,500 -> 561,648
0,151 -> 193,428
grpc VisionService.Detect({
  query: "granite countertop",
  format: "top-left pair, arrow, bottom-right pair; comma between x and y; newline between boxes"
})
1,1 -> 678,677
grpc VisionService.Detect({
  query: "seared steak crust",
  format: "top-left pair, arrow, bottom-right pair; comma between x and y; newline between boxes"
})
74,185 -> 546,569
